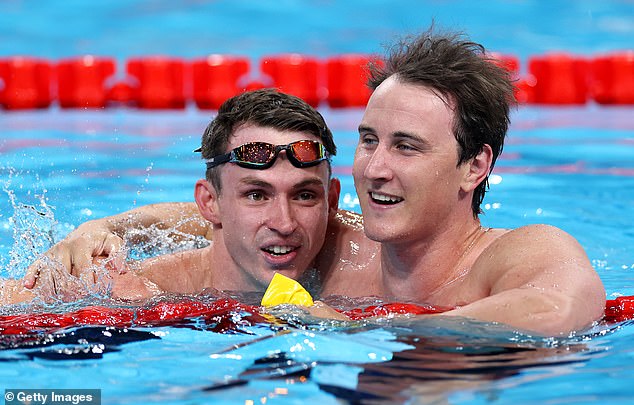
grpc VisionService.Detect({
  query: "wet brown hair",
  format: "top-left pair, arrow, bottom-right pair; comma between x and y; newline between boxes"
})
368,27 -> 516,216
200,89 -> 336,192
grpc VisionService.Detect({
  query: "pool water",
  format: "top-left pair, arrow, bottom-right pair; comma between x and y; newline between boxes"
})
1,105 -> 633,404
2,1 -> 634,404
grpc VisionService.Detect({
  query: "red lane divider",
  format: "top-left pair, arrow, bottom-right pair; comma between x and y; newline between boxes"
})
604,296 -> 634,323
527,53 -> 590,105
592,51 -> 634,104
192,55 -> 250,109
1,296 -> 632,335
326,54 -> 379,108
58,56 -> 116,108
0,298 -> 265,335
261,54 -> 322,107
1,52 -> 633,110
342,302 -> 449,320
127,57 -> 188,109
0,57 -> 52,109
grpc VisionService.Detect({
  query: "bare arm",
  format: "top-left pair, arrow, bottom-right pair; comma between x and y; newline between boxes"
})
103,202 -> 208,241
25,202 -> 209,288
444,224 -> 605,335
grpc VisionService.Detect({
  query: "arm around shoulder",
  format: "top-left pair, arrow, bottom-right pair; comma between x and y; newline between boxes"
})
24,201 -> 209,290
104,202 -> 208,241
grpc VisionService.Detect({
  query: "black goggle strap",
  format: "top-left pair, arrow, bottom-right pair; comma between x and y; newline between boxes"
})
205,152 -> 233,169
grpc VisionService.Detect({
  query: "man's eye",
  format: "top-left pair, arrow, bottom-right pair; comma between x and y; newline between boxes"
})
396,143 -> 416,151
297,191 -> 316,201
246,191 -> 265,201
360,136 -> 378,145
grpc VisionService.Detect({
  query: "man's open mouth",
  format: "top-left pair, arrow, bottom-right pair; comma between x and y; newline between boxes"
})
262,245 -> 297,256
370,192 -> 404,205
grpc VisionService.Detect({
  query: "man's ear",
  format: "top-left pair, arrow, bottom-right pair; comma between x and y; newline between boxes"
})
328,177 -> 341,216
194,179 -> 221,225
461,144 -> 493,193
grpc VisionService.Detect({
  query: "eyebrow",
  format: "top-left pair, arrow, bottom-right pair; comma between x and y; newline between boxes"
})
358,124 -> 432,148
393,131 -> 428,144
292,178 -> 327,190
238,178 -> 273,189
237,177 -> 326,190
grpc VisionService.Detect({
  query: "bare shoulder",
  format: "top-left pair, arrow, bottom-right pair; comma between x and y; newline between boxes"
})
322,209 -> 380,260
318,210 -> 381,296
335,209 -> 380,263
472,224 -> 604,297
139,247 -> 212,293
482,224 -> 588,263
452,224 -> 605,334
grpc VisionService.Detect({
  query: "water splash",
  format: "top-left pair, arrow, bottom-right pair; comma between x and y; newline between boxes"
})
1,168 -> 58,279
132,162 -> 154,206
0,166 -> 218,309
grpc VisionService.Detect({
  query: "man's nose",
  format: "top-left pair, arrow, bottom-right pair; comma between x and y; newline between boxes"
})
266,197 -> 298,235
363,147 -> 393,181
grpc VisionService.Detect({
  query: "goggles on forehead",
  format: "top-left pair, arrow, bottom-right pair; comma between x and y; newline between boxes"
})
204,140 -> 330,170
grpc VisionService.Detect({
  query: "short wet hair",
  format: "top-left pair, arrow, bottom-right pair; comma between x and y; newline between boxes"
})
368,27 -> 516,217
199,89 -> 336,191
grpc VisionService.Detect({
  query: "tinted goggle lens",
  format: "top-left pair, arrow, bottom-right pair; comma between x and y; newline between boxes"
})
235,142 -> 276,165
290,140 -> 325,162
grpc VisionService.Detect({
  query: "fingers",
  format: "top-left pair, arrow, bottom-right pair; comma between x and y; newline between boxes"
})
98,233 -> 126,273
30,263 -> 59,301
20,226 -> 130,303
68,232 -> 120,277
69,250 -> 95,279
23,231 -> 126,290
23,244 -> 72,289
23,266 -> 39,289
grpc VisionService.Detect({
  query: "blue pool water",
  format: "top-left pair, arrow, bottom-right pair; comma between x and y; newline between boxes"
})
2,1 -> 634,404
1,106 -> 633,404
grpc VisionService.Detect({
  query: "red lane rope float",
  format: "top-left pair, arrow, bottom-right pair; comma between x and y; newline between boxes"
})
192,55 -> 250,110
591,51 -> 634,104
261,54 -> 321,108
342,302 -> 449,320
1,52 -> 633,110
604,296 -> 634,323
0,298 -> 265,336
0,299 -> 445,336
1,297 -> 632,336
57,56 -> 116,108
0,57 -> 53,109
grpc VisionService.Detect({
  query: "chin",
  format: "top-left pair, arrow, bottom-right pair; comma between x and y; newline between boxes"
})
362,227 -> 381,241
363,224 -> 397,243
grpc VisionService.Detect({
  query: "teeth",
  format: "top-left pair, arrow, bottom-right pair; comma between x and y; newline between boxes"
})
370,192 -> 403,203
265,246 -> 294,255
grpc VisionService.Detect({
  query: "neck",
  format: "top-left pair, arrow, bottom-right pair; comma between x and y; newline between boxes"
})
379,217 -> 485,302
